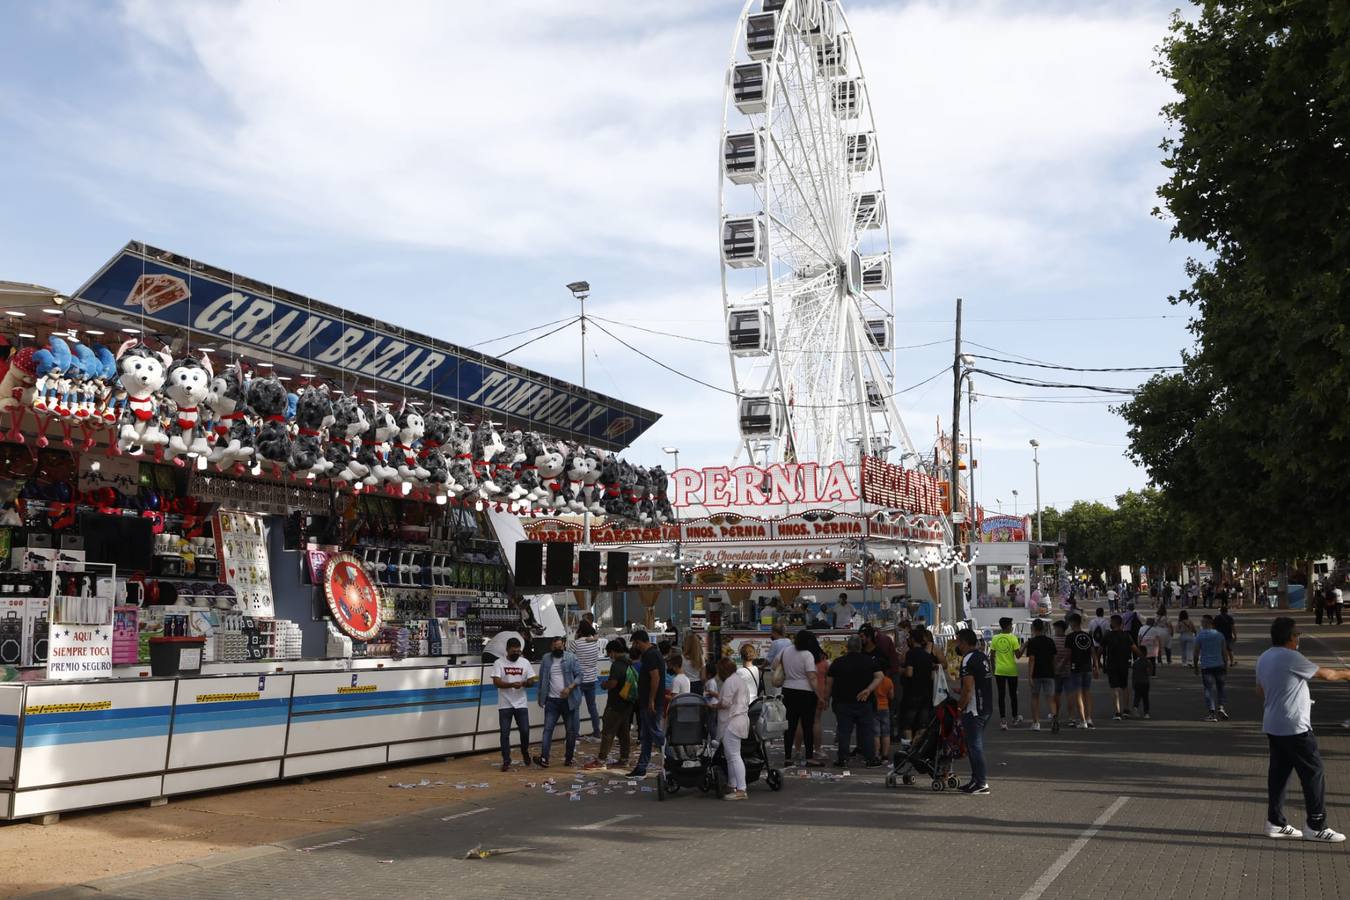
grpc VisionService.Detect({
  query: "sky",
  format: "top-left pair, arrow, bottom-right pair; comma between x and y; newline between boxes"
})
0,0 -> 1196,516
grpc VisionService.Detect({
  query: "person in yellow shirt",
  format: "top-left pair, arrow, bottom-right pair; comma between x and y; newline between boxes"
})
989,617 -> 1024,730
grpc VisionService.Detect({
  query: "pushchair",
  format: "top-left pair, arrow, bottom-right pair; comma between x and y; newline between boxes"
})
885,697 -> 965,791
709,696 -> 782,795
656,693 -> 714,801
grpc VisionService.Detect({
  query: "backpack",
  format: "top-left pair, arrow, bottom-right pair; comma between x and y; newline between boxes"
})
618,661 -> 640,704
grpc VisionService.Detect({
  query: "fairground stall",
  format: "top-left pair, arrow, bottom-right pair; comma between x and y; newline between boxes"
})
520,453 -> 967,660
0,243 -> 660,822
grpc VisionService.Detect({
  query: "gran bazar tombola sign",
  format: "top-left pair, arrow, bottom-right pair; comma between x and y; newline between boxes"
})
72,243 -> 659,451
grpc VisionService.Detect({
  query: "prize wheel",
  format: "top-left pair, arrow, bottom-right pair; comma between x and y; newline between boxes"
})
719,0 -> 924,466
322,552 -> 383,641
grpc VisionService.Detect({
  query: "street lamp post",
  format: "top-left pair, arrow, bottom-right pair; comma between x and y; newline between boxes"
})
1012,490 -> 1019,517
663,446 -> 682,628
1029,439 -> 1042,543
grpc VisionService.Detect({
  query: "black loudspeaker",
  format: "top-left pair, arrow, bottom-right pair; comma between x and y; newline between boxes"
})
545,541 -> 575,587
578,550 -> 601,589
515,541 -> 543,588
605,551 -> 629,589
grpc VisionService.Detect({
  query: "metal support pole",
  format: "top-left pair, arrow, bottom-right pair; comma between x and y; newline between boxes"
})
1033,443 -> 1042,543
949,297 -> 964,620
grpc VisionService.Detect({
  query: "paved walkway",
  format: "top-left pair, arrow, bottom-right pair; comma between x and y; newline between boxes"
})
17,608 -> 1350,899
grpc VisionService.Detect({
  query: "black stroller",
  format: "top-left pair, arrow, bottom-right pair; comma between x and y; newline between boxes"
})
657,693 -> 714,801
885,697 -> 966,791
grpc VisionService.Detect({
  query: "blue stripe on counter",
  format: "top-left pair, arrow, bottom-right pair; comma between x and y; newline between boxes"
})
292,701 -> 484,725
173,700 -> 291,734
0,714 -> 16,746
23,719 -> 172,747
291,686 -> 480,716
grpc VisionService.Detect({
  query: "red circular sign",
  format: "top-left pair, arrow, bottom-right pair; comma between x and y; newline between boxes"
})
323,553 -> 382,641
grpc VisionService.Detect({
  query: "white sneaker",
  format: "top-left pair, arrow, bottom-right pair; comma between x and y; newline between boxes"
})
1030,722 -> 1041,731
1305,827 -> 1346,843
1014,715 -> 1025,726
1265,823 -> 1303,839
1000,720 -> 1008,731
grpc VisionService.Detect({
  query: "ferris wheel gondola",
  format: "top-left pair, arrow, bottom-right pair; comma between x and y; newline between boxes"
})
718,0 -> 923,468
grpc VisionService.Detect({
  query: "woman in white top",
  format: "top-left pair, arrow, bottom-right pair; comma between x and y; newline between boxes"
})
774,631 -> 821,765
711,656 -> 751,800
568,621 -> 603,737
1137,618 -> 1163,675
1156,610 -> 1175,664
738,643 -> 764,694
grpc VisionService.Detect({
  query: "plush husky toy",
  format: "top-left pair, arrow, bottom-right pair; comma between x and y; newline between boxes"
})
446,419 -> 477,497
206,364 -> 254,471
116,342 -> 173,455
326,395 -> 370,485
164,354 -> 214,464
289,385 -> 335,476
393,404 -> 431,483
246,375 -> 291,476
420,409 -> 452,496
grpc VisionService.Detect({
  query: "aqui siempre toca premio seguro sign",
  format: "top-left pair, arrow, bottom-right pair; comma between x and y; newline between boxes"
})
72,243 -> 659,450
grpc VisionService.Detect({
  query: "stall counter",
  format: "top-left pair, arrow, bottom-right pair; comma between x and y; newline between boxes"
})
0,658 -> 610,821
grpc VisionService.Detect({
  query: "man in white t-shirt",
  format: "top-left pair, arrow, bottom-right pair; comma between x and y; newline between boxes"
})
1256,617 -> 1350,842
491,637 -> 537,772
831,594 -> 854,629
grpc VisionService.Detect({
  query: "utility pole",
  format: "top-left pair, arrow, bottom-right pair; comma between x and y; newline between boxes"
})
567,281 -> 591,548
949,297 -> 964,619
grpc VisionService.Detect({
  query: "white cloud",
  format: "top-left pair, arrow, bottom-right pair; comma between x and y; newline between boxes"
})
8,0 -> 1181,501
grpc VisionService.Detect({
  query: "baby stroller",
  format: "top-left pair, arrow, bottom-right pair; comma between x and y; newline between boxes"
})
657,693 -> 714,801
886,697 -> 965,791
707,696 -> 783,796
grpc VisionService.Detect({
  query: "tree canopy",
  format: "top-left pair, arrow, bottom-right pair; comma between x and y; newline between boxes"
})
1117,1 -> 1350,561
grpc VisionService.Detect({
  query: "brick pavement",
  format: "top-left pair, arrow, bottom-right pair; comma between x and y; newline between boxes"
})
19,608 -> 1350,900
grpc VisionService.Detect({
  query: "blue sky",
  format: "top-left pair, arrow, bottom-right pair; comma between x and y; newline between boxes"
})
0,0 -> 1194,516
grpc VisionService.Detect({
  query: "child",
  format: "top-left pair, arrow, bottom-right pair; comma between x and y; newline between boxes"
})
1131,647 -> 1152,719
669,653 -> 691,695
875,672 -> 895,761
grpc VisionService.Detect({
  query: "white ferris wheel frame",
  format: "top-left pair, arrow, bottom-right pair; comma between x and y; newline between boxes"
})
718,0 -> 926,471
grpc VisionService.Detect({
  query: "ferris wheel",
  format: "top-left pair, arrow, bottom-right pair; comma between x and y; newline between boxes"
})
719,0 -> 920,468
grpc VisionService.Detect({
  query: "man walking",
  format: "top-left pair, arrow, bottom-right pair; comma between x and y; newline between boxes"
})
587,638 -> 635,769
1023,619 -> 1057,731
569,621 -> 603,739
490,637 -> 537,771
1099,615 -> 1140,721
1194,614 -> 1233,721
989,617 -> 1022,730
825,636 -> 884,768
1064,613 -> 1097,729
1256,617 -> 1350,841
1214,604 -> 1238,665
955,628 -> 994,794
627,629 -> 667,778
535,635 -> 582,768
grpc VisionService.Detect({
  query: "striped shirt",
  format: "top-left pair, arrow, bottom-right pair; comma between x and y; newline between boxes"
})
569,636 -> 602,682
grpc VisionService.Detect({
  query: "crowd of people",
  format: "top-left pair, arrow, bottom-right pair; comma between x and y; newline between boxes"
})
488,597 -> 1348,838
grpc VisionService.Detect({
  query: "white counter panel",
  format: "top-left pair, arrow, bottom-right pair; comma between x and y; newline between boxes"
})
0,685 -> 22,782
12,775 -> 164,818
164,759 -> 280,796
18,680 -> 176,789
287,666 -> 482,756
168,674 -> 294,770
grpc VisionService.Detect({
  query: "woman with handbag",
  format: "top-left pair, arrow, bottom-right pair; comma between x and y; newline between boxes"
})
777,629 -> 823,766
711,656 -> 751,800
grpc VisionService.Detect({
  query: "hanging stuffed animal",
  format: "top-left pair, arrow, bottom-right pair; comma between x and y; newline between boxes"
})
77,344 -> 118,451
563,448 -> 590,513
419,409 -> 452,497
163,354 -> 214,465
581,448 -> 607,515
325,394 -> 369,486
116,341 -> 172,455
596,453 -> 625,517
472,423 -> 506,499
358,401 -> 399,488
206,363 -> 254,471
446,418 -> 477,498
515,432 -> 544,505
32,335 -> 71,416
288,385 -> 334,477
493,429 -> 526,502
0,344 -> 38,443
392,404 -> 431,483
534,440 -> 566,509
67,342 -> 98,420
246,375 -> 291,476
648,463 -> 674,523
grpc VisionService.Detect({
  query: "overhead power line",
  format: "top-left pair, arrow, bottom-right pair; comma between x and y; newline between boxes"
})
968,352 -> 1183,373
470,315 -> 579,348
495,317 -> 579,358
971,368 -> 1140,395
592,314 -> 952,354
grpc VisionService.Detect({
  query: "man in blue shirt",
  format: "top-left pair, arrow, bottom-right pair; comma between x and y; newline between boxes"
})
536,635 -> 583,768
1192,614 -> 1232,721
1256,617 -> 1350,842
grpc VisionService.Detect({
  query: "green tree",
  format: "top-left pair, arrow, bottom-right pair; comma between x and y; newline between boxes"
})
1121,1 -> 1350,560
